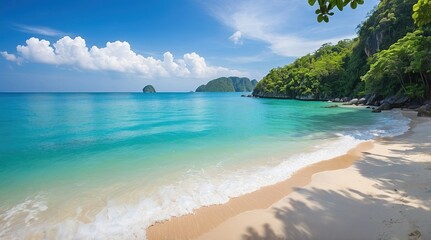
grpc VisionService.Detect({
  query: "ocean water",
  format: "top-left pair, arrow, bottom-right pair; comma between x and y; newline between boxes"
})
0,92 -> 410,239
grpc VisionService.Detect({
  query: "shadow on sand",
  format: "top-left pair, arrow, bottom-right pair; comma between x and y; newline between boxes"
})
241,130 -> 431,240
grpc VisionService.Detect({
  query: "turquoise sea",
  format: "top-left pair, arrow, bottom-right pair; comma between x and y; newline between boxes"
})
0,92 -> 410,239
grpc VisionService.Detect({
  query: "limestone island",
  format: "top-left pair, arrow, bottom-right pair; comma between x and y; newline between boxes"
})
142,85 -> 156,93
196,77 -> 258,92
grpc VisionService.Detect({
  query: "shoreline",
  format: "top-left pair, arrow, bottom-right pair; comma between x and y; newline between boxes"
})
147,111 -> 431,240
147,141 -> 374,239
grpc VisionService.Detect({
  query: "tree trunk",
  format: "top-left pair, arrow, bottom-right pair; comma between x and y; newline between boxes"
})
397,72 -> 407,94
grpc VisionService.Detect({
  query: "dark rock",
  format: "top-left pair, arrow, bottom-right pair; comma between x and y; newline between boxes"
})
381,95 -> 409,108
393,96 -> 409,108
381,95 -> 397,104
342,97 -> 351,102
247,94 -> 252,97
142,85 -> 156,93
408,99 -> 423,109
366,94 -> 376,105
241,94 -> 246,97
376,102 -> 392,111
417,104 -> 431,117
408,104 -> 421,110
372,109 -> 382,113
322,105 -> 338,108
366,106 -> 371,109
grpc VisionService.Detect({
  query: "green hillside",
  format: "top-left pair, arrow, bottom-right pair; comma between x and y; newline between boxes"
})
196,77 -> 258,92
253,0 -> 430,102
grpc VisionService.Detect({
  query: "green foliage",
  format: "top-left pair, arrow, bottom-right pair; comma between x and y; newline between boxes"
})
357,0 -> 416,55
413,0 -> 431,26
362,30 -> 431,99
256,0 -> 431,100
343,0 -> 417,95
405,84 -> 426,99
196,77 -> 257,92
309,0 -> 365,23
253,40 -> 355,99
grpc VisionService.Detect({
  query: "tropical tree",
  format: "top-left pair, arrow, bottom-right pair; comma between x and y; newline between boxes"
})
310,0 -> 431,27
362,30 -> 431,99
308,0 -> 365,22
413,0 -> 431,26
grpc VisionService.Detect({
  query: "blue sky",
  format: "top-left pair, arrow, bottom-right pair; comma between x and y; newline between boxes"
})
0,0 -> 379,92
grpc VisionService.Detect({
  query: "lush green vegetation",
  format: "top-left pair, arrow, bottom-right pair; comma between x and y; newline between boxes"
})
196,77 -> 257,92
412,0 -> 431,26
253,40 -> 355,99
254,0 -> 431,101
362,30 -> 431,99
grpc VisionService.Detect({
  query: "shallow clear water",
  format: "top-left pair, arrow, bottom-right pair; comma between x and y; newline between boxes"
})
0,92 -> 410,239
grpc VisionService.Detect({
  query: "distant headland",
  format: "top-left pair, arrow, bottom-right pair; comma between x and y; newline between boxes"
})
196,77 -> 258,92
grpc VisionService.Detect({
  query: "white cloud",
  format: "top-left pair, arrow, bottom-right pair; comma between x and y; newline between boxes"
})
1,51 -> 21,63
206,0 -> 358,57
229,31 -> 243,45
13,24 -> 68,37
2,36 -> 243,79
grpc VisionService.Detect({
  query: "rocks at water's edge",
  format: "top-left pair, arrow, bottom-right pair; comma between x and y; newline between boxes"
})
379,102 -> 392,110
348,98 -> 359,105
143,85 -> 156,93
381,96 -> 409,108
322,105 -> 338,108
328,94 -> 431,116
358,97 -> 367,104
417,104 -> 431,117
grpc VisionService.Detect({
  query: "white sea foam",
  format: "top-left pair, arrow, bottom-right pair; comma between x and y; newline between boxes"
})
342,110 -> 411,140
0,194 -> 48,239
53,135 -> 365,240
0,110 -> 411,239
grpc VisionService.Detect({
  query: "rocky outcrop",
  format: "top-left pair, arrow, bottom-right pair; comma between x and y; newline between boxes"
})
380,96 -> 409,108
349,98 -> 359,105
322,105 -> 338,108
417,104 -> 431,117
358,97 -> 367,104
143,85 -> 156,93
369,95 -> 411,112
379,102 -> 392,110
366,94 -> 383,106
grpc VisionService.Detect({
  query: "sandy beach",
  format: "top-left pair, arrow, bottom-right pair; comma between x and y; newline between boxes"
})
148,111 -> 431,240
